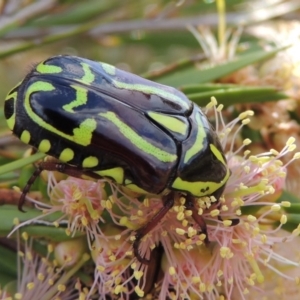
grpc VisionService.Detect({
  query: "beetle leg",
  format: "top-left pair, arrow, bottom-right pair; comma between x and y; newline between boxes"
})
185,195 -> 209,245
18,165 -> 43,212
19,161 -> 101,211
133,192 -> 175,264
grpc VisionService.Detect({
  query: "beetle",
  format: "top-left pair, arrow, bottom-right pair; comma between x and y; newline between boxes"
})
4,55 -> 230,263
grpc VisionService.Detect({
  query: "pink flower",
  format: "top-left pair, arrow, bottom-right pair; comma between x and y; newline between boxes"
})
10,98 -> 300,299
1,231 -> 89,300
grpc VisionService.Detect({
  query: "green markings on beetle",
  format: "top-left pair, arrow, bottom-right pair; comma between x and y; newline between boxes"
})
4,83 -> 20,131
59,148 -> 74,162
38,139 -> 51,153
63,85 -> 88,113
210,143 -> 229,174
36,62 -> 62,74
125,182 -> 148,194
78,63 -> 95,84
107,75 -> 189,110
95,167 -> 124,184
99,111 -> 177,163
24,81 -> 97,147
20,130 -> 31,144
82,156 -> 99,168
72,119 -> 97,145
172,143 -> 230,196
148,111 -> 188,135
101,62 -> 116,75
184,112 -> 206,163
172,177 -> 220,197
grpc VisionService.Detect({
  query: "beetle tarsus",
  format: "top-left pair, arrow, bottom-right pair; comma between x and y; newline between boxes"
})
133,192 -> 175,264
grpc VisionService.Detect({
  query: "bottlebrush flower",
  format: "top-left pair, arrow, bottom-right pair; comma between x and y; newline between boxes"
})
9,98 -> 300,299
1,230 -> 89,300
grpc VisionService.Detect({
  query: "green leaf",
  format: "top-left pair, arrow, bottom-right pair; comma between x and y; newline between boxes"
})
29,0 -> 116,26
0,245 -> 17,277
0,273 -> 15,288
0,205 -> 83,241
240,205 -> 262,216
156,46 -> 289,87
185,86 -> 287,107
181,83 -> 238,94
19,225 -> 84,242
0,205 -> 61,235
0,153 -> 45,177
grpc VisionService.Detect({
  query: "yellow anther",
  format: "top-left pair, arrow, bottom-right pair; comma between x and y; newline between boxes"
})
247,215 -> 256,222
217,104 -> 224,112
27,282 -> 35,290
58,284 -> 66,292
288,144 -> 296,152
271,204 -> 281,211
287,137 -> 296,146
280,215 -> 287,224
223,220 -> 232,227
134,286 -> 144,297
261,234 -> 267,243
239,110 -> 254,120
13,217 -> 20,225
177,211 -> 185,221
293,152 -> 300,159
175,228 -> 186,235
169,266 -> 176,275
220,246 -> 233,259
243,138 -> 251,145
134,270 -> 144,280
210,209 -> 220,217
22,232 -> 28,241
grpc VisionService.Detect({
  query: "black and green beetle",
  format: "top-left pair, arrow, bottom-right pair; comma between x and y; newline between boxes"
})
4,55 -> 230,263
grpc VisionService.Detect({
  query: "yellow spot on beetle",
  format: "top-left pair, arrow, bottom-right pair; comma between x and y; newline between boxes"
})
59,148 -> 74,162
20,130 -> 31,144
82,156 -> 99,168
99,111 -> 177,163
38,139 -> 51,153
148,111 -> 188,135
125,183 -> 148,194
95,167 -> 124,184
